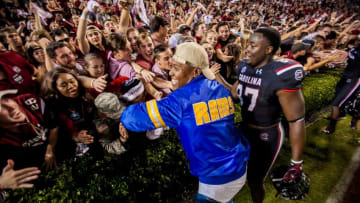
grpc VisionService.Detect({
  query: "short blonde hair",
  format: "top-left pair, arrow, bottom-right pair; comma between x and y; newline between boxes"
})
201,30 -> 217,44
84,53 -> 103,68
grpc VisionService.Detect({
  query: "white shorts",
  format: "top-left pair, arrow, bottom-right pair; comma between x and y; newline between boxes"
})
198,170 -> 247,202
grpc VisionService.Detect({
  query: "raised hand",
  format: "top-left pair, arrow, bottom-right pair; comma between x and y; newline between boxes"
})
93,74 -> 108,92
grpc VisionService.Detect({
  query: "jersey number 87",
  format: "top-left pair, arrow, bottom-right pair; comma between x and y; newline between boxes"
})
237,84 -> 259,112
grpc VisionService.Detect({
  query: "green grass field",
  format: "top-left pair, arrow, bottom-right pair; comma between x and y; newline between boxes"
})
234,115 -> 360,203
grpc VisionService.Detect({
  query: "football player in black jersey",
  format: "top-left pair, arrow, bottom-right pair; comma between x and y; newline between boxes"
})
323,34 -> 360,133
215,27 -> 306,203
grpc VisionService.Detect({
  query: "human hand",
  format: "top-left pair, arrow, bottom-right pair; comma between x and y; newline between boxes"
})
327,52 -> 339,61
42,153 -> 56,171
118,122 -> 129,143
87,1 -> 100,13
195,5 -> 202,13
210,63 -> 221,75
321,12 -> 328,19
153,91 -> 163,101
223,55 -> 234,62
283,160 -> 303,183
82,6 -> 89,15
0,159 -> 40,189
140,69 -> 155,83
76,130 -> 94,144
169,4 -> 175,15
19,21 -> 26,28
38,38 -> 51,50
331,11 -> 337,20
127,0 -> 134,6
93,74 -> 108,92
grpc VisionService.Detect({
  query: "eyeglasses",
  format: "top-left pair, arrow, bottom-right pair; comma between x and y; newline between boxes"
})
58,38 -> 70,43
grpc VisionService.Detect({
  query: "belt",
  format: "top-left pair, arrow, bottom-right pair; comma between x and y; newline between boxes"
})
247,122 -> 279,130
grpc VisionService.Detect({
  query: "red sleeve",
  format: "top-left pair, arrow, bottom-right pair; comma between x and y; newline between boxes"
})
215,42 -> 222,50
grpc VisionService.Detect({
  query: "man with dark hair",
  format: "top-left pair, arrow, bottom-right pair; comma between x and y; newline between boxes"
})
50,28 -> 77,52
215,22 -> 236,63
1,27 -> 25,57
152,45 -> 172,95
46,41 -> 82,73
217,27 -> 306,203
150,16 -> 169,46
51,28 -> 70,43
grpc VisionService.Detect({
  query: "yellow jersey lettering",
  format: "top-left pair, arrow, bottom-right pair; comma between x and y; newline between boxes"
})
193,102 -> 211,126
228,96 -> 235,115
217,97 -> 230,118
208,99 -> 220,121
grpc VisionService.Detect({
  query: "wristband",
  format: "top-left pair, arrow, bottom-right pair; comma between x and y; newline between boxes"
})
170,14 -> 175,17
91,79 -> 96,88
81,13 -> 88,19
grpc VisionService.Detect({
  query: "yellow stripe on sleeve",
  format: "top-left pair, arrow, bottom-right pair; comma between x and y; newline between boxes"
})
152,100 -> 166,127
146,101 -> 160,128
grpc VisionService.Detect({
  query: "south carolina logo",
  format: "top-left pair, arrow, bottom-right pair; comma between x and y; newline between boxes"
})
241,66 -> 247,73
295,70 -> 303,81
260,133 -> 269,141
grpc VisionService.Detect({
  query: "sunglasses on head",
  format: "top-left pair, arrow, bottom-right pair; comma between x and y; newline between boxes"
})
58,38 -> 70,43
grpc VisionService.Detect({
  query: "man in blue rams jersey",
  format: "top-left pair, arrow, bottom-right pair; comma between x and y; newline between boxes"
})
119,42 -> 249,202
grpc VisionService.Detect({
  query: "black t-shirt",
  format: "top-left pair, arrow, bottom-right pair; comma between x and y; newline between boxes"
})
236,59 -> 304,126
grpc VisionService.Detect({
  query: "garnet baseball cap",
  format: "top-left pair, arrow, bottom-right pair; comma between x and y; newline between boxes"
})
172,42 -> 215,80
0,89 -> 18,111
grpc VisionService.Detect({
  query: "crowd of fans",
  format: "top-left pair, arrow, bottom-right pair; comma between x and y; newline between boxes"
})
0,0 -> 359,197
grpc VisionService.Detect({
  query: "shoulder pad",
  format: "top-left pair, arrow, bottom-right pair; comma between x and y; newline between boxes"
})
348,48 -> 360,60
273,60 -> 304,82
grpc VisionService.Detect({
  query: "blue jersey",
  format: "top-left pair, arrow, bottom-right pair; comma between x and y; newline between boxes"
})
120,75 -> 249,185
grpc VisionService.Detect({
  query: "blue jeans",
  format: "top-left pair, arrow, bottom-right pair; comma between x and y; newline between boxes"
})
195,193 -> 234,203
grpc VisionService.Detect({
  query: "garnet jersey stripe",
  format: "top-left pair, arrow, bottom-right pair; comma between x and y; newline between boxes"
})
276,63 -> 303,75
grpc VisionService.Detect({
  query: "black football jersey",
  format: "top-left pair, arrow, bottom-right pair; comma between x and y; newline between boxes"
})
236,59 -> 304,127
343,47 -> 360,79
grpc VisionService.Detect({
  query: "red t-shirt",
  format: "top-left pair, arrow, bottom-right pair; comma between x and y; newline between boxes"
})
0,51 -> 37,95
283,51 -> 295,60
0,94 -> 46,147
135,55 -> 154,70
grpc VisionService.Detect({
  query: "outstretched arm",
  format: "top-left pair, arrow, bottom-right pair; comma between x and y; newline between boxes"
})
0,160 -> 40,189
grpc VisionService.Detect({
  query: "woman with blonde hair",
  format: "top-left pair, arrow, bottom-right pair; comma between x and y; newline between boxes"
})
202,30 -> 218,48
